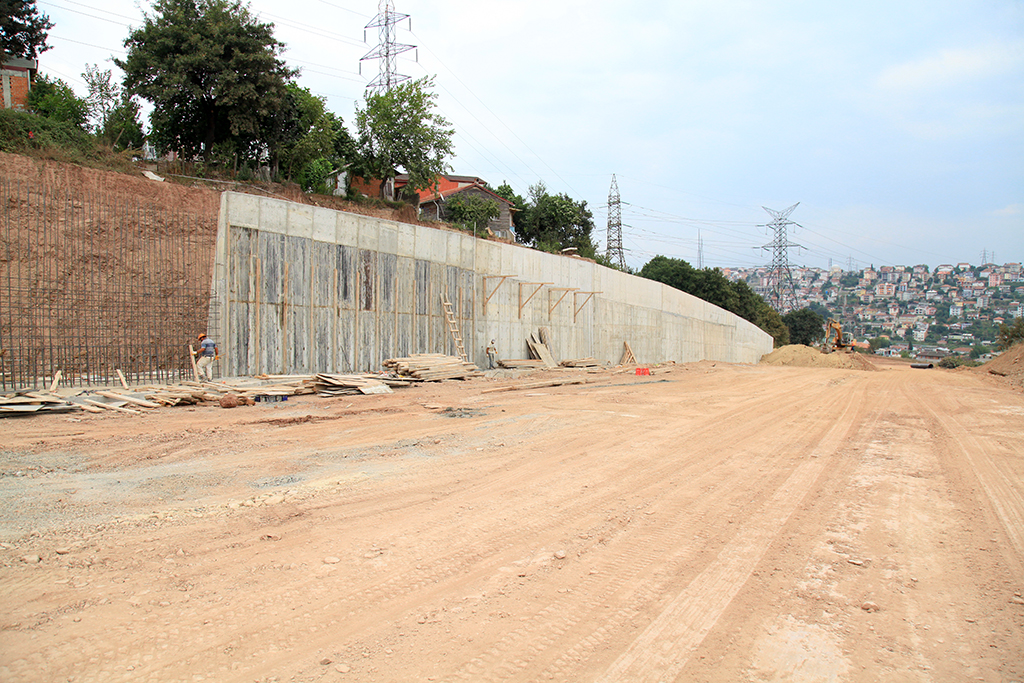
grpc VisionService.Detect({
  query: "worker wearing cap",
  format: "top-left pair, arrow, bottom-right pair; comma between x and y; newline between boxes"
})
485,339 -> 497,369
195,333 -> 218,381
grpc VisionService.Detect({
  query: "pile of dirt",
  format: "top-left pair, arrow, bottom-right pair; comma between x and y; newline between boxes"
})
977,343 -> 1024,388
760,344 -> 878,371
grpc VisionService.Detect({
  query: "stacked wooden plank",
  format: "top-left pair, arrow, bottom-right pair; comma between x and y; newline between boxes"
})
313,373 -> 399,396
0,390 -> 80,416
383,354 -> 481,381
559,358 -> 604,368
526,330 -> 558,368
498,359 -> 546,369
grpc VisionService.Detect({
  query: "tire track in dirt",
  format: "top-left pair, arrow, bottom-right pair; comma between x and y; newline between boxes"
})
590,374 -> 874,683
2,370 -> 869,683
901,375 -> 1024,578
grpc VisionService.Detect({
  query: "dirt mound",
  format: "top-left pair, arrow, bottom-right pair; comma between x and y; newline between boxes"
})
760,344 -> 877,370
978,343 -> 1024,387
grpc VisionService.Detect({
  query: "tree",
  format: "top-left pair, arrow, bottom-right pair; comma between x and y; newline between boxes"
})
355,76 -> 454,199
0,0 -> 52,58
782,308 -> 825,346
116,0 -> 295,163
997,317 -> 1024,350
83,64 -> 119,132
102,93 -> 146,150
515,182 -> 597,257
638,255 -> 789,347
27,75 -> 89,129
443,193 -> 500,236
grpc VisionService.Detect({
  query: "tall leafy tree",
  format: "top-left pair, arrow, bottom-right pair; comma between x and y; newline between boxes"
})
516,182 -> 597,257
639,255 -> 789,346
443,194 -> 500,236
115,0 -> 295,162
782,308 -> 825,346
355,76 -> 454,199
26,75 -> 89,128
0,0 -> 52,58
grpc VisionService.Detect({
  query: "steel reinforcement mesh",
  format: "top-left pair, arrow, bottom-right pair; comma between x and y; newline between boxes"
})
1,177 -> 218,390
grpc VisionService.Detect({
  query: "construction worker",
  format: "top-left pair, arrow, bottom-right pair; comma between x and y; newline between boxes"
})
195,333 -> 218,381
485,339 -> 497,369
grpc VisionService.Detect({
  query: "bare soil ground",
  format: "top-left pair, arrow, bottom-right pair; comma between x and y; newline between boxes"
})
1,358 -> 1022,682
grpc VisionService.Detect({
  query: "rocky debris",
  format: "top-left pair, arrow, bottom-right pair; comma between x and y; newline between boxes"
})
861,601 -> 880,612
219,393 -> 240,408
20,554 -> 41,563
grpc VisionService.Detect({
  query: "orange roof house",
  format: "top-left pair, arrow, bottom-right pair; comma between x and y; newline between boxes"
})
351,173 -> 516,241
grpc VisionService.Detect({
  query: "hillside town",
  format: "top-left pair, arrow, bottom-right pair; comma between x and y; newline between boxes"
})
724,261 -> 1024,361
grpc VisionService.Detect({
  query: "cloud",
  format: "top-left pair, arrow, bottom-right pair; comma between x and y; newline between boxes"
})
876,43 -> 1023,91
993,203 -> 1024,216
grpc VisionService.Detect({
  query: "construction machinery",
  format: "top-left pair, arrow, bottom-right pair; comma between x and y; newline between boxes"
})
822,318 -> 852,354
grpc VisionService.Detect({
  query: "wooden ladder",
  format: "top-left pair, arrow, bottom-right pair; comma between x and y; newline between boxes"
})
441,294 -> 468,362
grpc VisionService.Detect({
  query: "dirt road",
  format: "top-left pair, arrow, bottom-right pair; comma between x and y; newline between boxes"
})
2,359 -> 1022,682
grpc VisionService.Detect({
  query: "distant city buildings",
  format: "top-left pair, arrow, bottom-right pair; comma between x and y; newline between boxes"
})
722,261 -> 1023,356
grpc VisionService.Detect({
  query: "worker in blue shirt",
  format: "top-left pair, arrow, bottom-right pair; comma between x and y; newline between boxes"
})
195,333 -> 218,381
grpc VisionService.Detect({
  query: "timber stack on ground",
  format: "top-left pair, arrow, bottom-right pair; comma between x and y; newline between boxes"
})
382,354 -> 481,381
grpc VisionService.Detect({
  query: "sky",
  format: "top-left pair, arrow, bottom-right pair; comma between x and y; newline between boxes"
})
33,0 -> 1024,272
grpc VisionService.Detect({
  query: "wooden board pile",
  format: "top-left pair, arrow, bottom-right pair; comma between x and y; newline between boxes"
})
383,354 -> 481,381
313,373 -> 413,396
0,390 -> 80,416
498,359 -> 546,369
526,328 -> 558,368
559,358 -> 604,368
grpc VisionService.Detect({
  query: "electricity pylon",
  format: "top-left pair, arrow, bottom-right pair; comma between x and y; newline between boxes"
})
759,202 -> 803,312
606,174 -> 625,269
360,0 -> 415,94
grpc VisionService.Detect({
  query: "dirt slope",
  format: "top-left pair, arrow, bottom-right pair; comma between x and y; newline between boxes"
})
1,361 -> 1022,682
979,342 -> 1024,389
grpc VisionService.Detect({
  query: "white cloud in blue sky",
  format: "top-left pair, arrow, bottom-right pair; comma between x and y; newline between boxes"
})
36,0 -> 1024,270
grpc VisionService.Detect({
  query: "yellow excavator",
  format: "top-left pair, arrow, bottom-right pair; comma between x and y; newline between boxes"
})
821,318 -> 852,354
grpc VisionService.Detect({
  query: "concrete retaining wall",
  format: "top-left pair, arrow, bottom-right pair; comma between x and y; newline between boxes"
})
211,192 -> 773,375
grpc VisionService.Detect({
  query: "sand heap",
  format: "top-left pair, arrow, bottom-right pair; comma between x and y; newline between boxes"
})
760,344 -> 878,370
977,342 -> 1024,388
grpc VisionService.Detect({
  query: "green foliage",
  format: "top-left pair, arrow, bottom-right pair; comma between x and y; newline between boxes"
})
938,355 -> 978,369
638,255 -> 789,346
868,336 -> 892,352
443,193 -> 500,236
355,76 -> 454,198
0,0 -> 52,58
515,182 -> 597,258
997,317 -> 1024,350
27,75 -> 89,129
493,182 -> 527,230
116,0 -> 295,162
782,308 -> 826,346
0,107 -> 91,154
840,271 -> 860,287
299,157 -> 332,194
101,93 -> 145,151
969,343 -> 989,359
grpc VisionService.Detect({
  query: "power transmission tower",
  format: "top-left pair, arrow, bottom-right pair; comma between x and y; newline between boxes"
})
605,174 -> 625,269
759,202 -> 803,313
980,249 -> 994,265
360,0 -> 416,94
